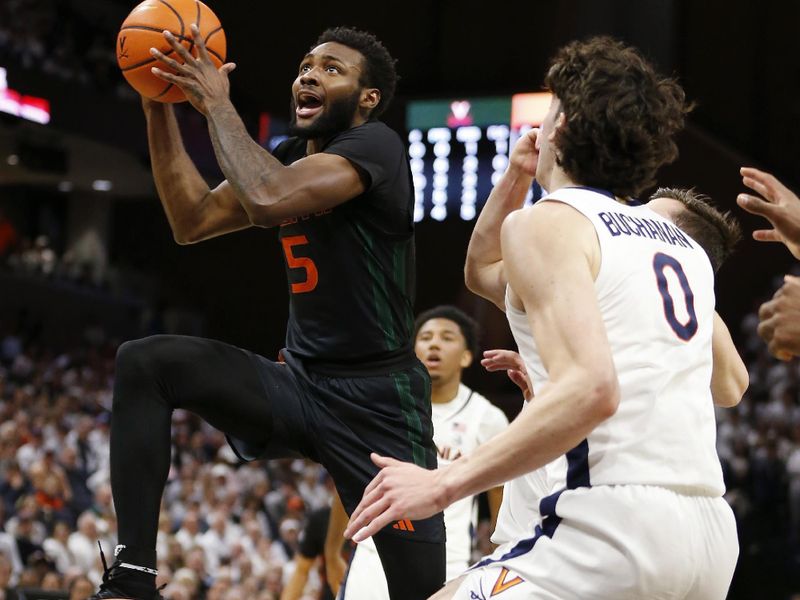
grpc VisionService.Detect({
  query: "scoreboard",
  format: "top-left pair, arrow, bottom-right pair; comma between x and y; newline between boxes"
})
407,92 -> 551,222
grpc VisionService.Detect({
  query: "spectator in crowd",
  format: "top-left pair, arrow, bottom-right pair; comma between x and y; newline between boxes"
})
1,309 -> 799,596
68,574 -> 94,600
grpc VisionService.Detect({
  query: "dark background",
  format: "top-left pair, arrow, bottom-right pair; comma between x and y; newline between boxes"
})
1,2 -> 799,595
3,0 -> 798,404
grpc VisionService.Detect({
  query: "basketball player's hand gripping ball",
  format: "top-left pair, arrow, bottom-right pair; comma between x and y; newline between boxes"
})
149,25 -> 236,116
117,0 -> 227,104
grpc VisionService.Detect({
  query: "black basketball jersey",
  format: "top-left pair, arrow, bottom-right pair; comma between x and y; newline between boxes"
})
272,121 -> 416,371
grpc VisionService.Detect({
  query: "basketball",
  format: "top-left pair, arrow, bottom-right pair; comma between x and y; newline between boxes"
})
116,0 -> 226,103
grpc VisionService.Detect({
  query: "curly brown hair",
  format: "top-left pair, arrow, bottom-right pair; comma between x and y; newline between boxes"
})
649,187 -> 742,272
544,37 -> 691,198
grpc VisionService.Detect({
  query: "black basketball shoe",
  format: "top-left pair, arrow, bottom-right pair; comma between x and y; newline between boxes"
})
89,543 -> 164,600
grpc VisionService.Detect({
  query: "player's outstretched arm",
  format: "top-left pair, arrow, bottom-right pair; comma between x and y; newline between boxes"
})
151,26 -> 366,229
464,129 -> 540,310
711,312 -> 748,407
344,203 -> 619,541
737,167 -> 800,259
142,98 -> 251,244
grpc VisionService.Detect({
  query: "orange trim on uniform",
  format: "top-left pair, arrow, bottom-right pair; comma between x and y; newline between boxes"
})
491,567 -> 523,596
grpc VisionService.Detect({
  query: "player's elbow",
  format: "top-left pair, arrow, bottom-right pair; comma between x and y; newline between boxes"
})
248,207 -> 281,228
247,190 -> 293,228
714,374 -> 749,408
173,231 -> 195,245
587,373 -> 620,421
464,262 -> 482,295
464,262 -> 505,309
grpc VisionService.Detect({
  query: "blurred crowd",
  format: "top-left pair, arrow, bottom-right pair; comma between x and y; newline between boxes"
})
2,282 -> 800,598
0,318 -> 335,600
0,208 -> 109,290
0,0 -> 136,99
716,267 -> 800,593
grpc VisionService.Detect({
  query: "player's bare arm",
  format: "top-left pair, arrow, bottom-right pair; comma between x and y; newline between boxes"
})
142,99 -> 251,245
151,26 -> 368,231
711,312 -> 748,407
323,493 -> 349,595
464,128 -> 540,310
279,553 -> 315,600
344,202 -> 619,541
737,166 -> 800,259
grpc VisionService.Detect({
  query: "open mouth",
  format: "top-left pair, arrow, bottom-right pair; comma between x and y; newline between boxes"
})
424,354 -> 442,368
296,90 -> 324,119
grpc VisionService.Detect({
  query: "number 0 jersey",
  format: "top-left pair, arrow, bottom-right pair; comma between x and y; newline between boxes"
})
272,122 -> 416,370
508,187 -> 724,497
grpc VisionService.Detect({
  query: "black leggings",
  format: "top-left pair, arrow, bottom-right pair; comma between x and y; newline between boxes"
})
110,335 -> 444,599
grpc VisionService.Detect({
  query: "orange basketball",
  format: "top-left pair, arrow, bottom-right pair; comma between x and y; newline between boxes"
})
116,0 -> 226,103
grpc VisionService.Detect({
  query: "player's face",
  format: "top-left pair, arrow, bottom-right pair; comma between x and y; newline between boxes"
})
535,96 -> 565,189
415,318 -> 472,384
289,42 -> 366,139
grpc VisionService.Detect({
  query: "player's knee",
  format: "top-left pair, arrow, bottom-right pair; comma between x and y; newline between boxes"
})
115,335 -> 176,385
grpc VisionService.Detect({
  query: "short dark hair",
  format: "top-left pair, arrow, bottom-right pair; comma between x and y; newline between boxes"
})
414,305 -> 480,358
314,27 -> 398,119
649,187 -> 741,272
544,36 -> 691,198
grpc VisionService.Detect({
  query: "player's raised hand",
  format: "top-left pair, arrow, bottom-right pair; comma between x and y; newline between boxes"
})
737,167 -> 800,260
481,349 -> 533,401
150,24 -> 236,116
758,275 -> 800,361
343,453 -> 448,543
509,128 -> 540,177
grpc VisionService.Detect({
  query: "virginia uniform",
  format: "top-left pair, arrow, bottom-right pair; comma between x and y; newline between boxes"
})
458,187 -> 738,600
340,384 -> 508,599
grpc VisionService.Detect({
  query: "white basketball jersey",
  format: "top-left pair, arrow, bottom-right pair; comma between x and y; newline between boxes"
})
432,384 -> 509,572
505,187 -> 723,497
341,385 -> 508,598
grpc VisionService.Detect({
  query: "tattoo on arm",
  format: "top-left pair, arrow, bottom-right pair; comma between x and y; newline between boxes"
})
206,101 -> 283,209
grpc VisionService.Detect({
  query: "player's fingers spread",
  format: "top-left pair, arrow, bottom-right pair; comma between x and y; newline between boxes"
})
221,63 -> 236,75
362,474 -> 381,498
344,497 -> 374,538
150,48 -> 189,74
353,503 -> 396,543
737,194 -> 776,218
151,67 -> 183,84
371,453 -> 399,468
191,24 -> 212,61
752,229 -> 781,243
348,496 -> 392,541
741,177 -> 772,201
162,30 -> 193,61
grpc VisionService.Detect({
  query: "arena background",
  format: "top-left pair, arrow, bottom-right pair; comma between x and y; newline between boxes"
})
1,0 -> 799,598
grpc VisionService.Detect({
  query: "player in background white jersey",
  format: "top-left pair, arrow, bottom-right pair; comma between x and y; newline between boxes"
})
327,306 -> 509,598
345,37 -> 739,599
